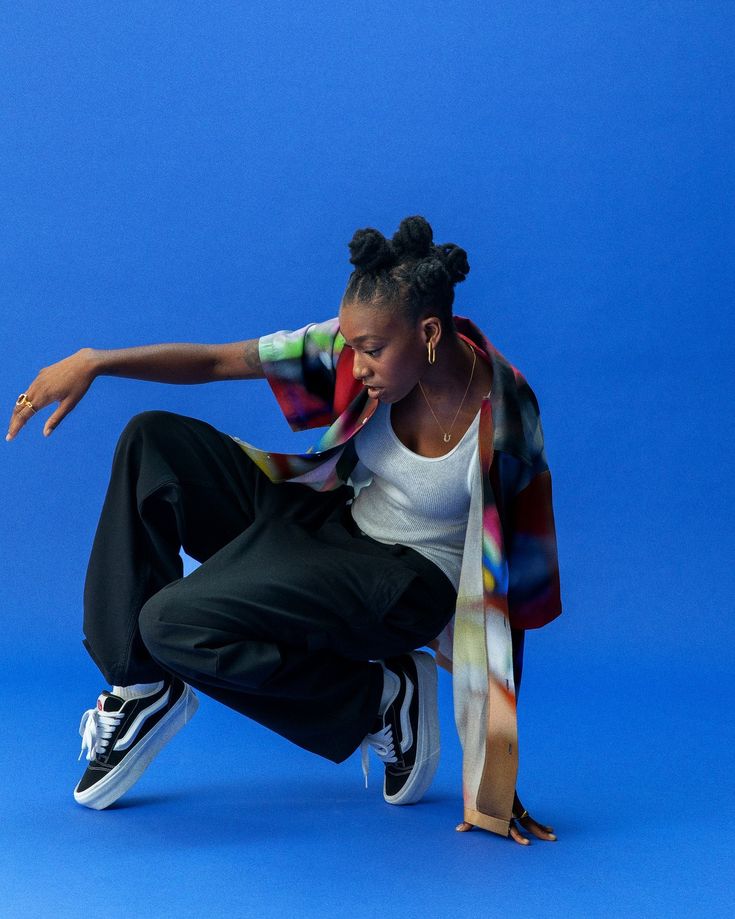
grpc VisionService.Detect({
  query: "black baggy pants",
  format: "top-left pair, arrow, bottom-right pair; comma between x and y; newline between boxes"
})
82,410 -> 459,764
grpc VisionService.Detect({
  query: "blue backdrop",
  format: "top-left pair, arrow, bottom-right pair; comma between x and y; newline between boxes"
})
1,2 -> 733,917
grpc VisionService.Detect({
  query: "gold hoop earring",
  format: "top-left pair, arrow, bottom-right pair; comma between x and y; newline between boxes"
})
427,341 -> 436,364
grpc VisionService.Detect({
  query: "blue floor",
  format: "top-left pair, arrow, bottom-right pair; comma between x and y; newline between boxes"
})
2,640 -> 732,918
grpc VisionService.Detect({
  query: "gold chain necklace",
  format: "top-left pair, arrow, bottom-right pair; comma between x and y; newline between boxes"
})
417,340 -> 477,443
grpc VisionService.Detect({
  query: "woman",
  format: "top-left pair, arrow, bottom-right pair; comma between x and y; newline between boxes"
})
7,215 -> 560,845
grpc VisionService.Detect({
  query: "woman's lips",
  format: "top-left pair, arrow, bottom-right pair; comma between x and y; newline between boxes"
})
365,385 -> 382,397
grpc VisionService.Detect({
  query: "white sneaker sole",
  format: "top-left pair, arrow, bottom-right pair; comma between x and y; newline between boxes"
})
384,650 -> 440,806
73,684 -> 199,811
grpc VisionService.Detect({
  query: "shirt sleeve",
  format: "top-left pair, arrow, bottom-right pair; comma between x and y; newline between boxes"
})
505,405 -> 563,630
258,316 -> 345,432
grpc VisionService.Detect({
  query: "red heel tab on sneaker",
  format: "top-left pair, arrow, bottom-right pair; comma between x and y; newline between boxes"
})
98,692 -> 125,713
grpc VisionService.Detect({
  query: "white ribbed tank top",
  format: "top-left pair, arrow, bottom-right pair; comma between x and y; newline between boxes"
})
348,398 -> 480,592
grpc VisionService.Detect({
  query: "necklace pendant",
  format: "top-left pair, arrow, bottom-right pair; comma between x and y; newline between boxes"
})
443,433 -> 451,443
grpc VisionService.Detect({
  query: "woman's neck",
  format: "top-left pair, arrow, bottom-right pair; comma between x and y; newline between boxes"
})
412,332 -> 482,406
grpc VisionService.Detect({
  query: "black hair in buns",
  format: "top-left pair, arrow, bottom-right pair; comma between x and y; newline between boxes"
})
342,215 -> 470,329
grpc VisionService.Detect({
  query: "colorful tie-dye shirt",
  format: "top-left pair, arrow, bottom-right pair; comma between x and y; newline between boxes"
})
227,313 -> 562,838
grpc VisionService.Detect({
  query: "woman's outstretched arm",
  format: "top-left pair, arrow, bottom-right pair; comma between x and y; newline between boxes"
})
89,339 -> 264,383
6,339 -> 264,441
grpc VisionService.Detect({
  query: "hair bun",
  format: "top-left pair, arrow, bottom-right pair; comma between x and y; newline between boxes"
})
412,257 -> 451,297
347,228 -> 395,273
391,215 -> 434,260
435,242 -> 470,284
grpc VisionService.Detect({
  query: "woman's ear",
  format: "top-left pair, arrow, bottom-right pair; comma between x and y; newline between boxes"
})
422,317 -> 442,348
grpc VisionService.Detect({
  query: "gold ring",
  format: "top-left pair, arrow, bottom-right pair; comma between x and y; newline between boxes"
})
16,393 -> 37,414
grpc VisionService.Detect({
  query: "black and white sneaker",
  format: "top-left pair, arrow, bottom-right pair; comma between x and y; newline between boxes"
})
359,650 -> 440,806
74,676 -> 198,810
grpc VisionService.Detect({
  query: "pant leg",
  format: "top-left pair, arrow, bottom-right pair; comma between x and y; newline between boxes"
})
137,509 -> 458,763
82,409 -> 352,684
83,407 -> 457,764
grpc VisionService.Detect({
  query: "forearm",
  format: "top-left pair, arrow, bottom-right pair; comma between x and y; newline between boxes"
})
86,339 -> 263,384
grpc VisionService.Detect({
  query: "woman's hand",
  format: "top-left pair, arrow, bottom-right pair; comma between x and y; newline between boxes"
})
455,791 -> 557,845
6,348 -> 98,441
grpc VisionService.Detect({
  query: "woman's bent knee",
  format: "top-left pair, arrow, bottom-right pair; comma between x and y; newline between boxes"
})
138,587 -> 218,682
112,410 -> 200,484
118,410 -> 186,445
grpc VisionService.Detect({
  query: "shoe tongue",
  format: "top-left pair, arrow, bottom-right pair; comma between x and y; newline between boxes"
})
97,691 -> 125,713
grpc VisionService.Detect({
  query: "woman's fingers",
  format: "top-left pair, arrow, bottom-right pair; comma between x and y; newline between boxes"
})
6,391 -> 42,441
517,811 -> 557,841
42,397 -> 74,437
6,389 -> 71,440
7,351 -> 96,441
455,817 -> 555,845
456,818 -> 532,844
509,820 -> 531,845
512,792 -> 557,842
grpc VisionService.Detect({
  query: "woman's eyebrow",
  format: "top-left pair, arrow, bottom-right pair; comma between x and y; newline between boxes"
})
342,334 -> 385,347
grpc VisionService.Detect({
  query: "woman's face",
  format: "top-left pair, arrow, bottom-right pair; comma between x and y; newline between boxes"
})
338,300 -> 432,403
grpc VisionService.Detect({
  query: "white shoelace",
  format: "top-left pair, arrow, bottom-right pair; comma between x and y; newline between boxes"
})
78,707 -> 124,762
359,723 -> 398,789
